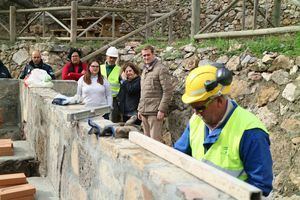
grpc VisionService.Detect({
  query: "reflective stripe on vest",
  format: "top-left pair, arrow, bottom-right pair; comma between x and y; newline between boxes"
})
100,64 -> 121,97
189,105 -> 268,181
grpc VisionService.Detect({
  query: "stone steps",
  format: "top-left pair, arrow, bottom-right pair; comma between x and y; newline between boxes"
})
0,140 -> 39,177
27,177 -> 59,200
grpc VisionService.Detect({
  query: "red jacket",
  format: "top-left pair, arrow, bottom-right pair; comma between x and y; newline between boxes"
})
62,62 -> 87,81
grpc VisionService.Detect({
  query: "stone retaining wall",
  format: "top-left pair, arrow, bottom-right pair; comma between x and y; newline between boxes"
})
0,79 -> 20,140
19,81 -> 234,200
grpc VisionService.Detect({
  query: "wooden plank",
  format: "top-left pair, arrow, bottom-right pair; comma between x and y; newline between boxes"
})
247,0 -> 275,27
16,6 -> 71,13
77,13 -> 110,38
0,139 -> 12,144
0,184 -> 35,200
0,173 -> 27,186
194,26 -> 300,39
191,0 -> 200,39
253,0 -> 259,29
12,195 -> 34,200
9,6 -> 16,43
145,7 -> 151,39
77,6 -> 145,13
18,12 -> 42,36
129,132 -> 262,200
45,11 -> 71,33
197,0 -> 239,34
70,1 -> 78,43
81,9 -> 176,62
67,105 -> 111,121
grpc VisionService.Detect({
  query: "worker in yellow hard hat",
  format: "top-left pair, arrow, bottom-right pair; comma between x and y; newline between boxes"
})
174,63 -> 273,197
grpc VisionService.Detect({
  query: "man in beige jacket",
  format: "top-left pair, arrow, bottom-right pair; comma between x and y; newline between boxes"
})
138,45 -> 173,142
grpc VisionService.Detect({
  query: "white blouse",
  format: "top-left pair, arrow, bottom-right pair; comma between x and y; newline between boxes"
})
77,75 -> 112,108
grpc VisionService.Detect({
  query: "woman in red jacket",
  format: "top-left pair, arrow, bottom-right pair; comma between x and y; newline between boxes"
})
62,48 -> 87,81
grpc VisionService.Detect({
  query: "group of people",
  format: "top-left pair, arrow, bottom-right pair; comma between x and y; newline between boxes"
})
1,45 -> 273,197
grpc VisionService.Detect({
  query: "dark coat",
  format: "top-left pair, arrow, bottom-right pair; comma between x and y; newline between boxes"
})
0,60 -> 12,78
19,60 -> 55,79
118,76 -> 141,115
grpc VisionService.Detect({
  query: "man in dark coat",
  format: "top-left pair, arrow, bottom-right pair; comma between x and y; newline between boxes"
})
0,60 -> 12,78
19,50 -> 55,79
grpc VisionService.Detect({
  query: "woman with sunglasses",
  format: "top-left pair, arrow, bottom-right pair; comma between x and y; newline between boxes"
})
76,60 -> 112,119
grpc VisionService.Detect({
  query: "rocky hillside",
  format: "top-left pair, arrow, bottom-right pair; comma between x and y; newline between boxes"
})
0,40 -> 299,199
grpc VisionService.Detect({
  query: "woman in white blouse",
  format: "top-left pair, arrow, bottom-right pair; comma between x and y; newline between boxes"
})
77,60 -> 112,119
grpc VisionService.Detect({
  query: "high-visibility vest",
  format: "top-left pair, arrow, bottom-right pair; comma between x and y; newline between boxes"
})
100,64 -> 121,97
189,106 -> 268,180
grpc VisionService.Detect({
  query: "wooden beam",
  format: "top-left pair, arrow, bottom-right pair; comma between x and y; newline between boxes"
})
191,0 -> 200,39
77,13 -> 110,38
18,12 -> 43,36
145,7 -> 151,39
116,13 -> 145,38
194,25 -> 300,39
168,15 -> 173,44
129,132 -> 262,200
66,105 -> 111,121
78,6 -> 145,13
81,9 -> 176,62
70,1 -> 78,43
45,11 -> 71,33
247,0 -> 275,27
16,6 -> 71,13
9,6 -> 16,43
242,0 -> 246,30
0,20 -> 9,33
253,0 -> 259,29
197,0 -> 239,34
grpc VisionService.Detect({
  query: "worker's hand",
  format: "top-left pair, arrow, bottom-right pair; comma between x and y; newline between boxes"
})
157,111 -> 165,120
138,112 -> 142,120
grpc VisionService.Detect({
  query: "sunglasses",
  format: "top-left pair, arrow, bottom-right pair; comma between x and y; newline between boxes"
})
192,98 -> 216,113
90,65 -> 99,68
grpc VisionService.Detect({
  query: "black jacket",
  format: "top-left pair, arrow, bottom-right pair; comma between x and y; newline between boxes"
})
118,76 -> 141,115
19,60 -> 55,79
0,60 -> 12,78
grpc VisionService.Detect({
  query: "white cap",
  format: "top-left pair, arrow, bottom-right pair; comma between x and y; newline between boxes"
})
106,47 -> 118,57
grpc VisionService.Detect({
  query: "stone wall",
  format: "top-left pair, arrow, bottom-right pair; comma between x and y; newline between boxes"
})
0,79 -> 20,140
19,82 -> 235,200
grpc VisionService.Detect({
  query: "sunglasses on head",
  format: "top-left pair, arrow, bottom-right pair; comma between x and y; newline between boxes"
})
192,97 -> 216,113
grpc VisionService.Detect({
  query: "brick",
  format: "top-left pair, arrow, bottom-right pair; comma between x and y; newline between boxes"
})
0,173 -> 27,187
0,139 -> 14,156
0,184 -> 35,200
12,195 -> 35,200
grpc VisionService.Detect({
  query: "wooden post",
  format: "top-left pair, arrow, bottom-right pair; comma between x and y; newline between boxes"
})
191,0 -> 200,39
198,0 -> 239,34
168,15 -> 173,44
273,0 -> 281,27
242,0 -> 246,30
70,1 -> 78,43
112,12 -> 115,38
145,7 -> 151,39
42,11 -> 45,37
253,0 -> 258,29
9,6 -> 16,42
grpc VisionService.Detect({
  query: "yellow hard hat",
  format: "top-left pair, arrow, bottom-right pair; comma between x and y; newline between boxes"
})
182,64 -> 232,104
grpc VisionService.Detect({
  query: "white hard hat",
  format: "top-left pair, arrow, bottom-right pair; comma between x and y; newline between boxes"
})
106,47 -> 118,57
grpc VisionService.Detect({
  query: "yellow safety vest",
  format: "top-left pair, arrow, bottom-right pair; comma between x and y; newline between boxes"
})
100,64 -> 121,97
189,106 -> 268,180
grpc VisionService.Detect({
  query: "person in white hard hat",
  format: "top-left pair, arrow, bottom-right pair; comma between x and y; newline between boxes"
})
100,46 -> 121,122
